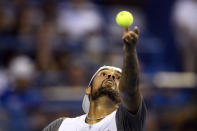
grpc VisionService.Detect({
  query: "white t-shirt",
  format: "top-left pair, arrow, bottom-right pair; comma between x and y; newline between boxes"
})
58,110 -> 117,131
43,100 -> 146,131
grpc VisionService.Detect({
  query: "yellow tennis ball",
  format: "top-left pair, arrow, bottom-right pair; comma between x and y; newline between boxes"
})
116,11 -> 134,28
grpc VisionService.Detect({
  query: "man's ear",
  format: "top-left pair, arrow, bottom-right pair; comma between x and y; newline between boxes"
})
85,85 -> 91,95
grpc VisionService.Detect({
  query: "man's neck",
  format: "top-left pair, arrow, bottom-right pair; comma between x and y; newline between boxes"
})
86,96 -> 118,124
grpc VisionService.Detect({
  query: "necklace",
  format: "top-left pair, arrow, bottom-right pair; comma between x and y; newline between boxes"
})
86,115 -> 106,121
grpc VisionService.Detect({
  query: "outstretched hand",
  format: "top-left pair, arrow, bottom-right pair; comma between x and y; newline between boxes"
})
122,26 -> 139,52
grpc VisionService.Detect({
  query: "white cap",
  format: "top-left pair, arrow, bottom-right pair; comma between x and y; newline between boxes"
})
82,66 -> 122,113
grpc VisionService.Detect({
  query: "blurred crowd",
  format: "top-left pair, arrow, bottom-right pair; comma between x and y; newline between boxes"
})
0,0 -> 197,130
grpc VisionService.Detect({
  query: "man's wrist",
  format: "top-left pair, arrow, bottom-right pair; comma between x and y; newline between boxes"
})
123,45 -> 137,55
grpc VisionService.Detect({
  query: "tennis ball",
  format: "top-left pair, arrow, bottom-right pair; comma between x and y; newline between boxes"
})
116,11 -> 133,28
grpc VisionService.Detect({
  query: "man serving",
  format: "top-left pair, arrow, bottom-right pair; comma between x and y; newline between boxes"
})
43,26 -> 146,131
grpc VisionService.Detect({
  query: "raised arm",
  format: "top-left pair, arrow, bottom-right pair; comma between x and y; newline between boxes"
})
119,26 -> 141,114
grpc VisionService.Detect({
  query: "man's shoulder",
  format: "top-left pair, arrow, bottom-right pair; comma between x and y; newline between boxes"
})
115,99 -> 147,131
42,117 -> 65,131
117,99 -> 146,116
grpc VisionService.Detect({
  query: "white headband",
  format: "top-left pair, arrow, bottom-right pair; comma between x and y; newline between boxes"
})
82,66 -> 122,113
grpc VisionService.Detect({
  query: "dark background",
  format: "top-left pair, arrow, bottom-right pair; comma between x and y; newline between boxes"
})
0,0 -> 197,130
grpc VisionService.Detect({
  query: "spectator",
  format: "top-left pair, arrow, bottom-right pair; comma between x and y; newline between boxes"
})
0,55 -> 43,131
172,0 -> 197,72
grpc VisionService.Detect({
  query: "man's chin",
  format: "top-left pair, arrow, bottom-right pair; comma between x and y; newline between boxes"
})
91,87 -> 120,103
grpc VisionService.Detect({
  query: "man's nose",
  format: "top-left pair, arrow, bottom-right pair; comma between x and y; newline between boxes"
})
108,75 -> 115,80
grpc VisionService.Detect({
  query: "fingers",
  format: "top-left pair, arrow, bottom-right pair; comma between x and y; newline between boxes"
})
129,31 -> 138,40
122,31 -> 138,43
123,26 -> 139,35
123,38 -> 129,43
124,27 -> 129,34
133,26 -> 139,35
122,26 -> 139,44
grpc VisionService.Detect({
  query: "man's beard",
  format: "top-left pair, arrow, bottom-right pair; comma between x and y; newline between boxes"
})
91,80 -> 121,103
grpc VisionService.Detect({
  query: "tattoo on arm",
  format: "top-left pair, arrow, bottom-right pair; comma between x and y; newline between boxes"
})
119,27 -> 141,114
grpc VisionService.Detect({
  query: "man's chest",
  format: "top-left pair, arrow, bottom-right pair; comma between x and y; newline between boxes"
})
59,113 -> 117,131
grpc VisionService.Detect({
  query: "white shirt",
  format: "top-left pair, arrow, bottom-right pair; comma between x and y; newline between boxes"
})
58,110 -> 117,131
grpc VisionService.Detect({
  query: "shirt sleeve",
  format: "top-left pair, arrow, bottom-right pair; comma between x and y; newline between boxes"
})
42,117 -> 65,131
115,99 -> 147,131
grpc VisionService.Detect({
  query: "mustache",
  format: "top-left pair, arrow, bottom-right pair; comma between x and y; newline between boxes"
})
102,78 -> 116,86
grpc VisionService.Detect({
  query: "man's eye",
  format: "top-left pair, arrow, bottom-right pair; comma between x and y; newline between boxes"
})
101,73 -> 106,76
117,76 -> 121,80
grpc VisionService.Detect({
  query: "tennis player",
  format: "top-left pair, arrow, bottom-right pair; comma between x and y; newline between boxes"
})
43,26 -> 146,131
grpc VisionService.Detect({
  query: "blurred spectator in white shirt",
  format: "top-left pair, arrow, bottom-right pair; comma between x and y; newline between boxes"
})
57,0 -> 103,41
172,0 -> 197,72
0,55 -> 42,131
